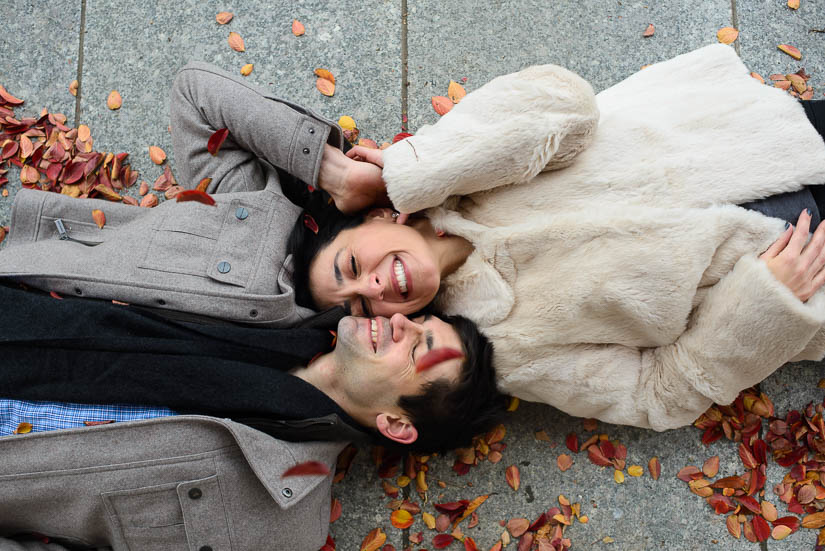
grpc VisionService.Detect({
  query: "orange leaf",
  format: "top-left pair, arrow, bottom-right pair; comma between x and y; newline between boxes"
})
228,32 -> 245,52
281,460 -> 330,478
140,193 -> 158,208
772,525 -> 792,540
93,185 -> 122,202
506,518 -> 529,538
391,509 -> 414,529
314,68 -> 336,84
0,227 -> 5,246
292,19 -> 305,36
761,501 -> 778,522
13,422 -> 32,434
107,90 -> 122,110
431,96 -> 453,116
196,177 -> 212,192
240,63 -> 254,76
448,80 -> 466,103
91,209 -> 105,229
802,512 -> 825,529
463,536 -> 478,551
69,79 -> 78,97
557,454 -> 573,471
642,23 -> 655,37
216,11 -> 233,24
486,424 -> 506,444
788,0 -> 799,9
207,128 -> 229,156
778,44 -> 802,60
452,494 -> 490,529
0,85 -> 24,105
726,515 -> 741,539
717,27 -> 739,44
78,124 -> 91,142
148,145 -> 166,165
330,497 -> 342,523
750,72 -> 765,84
505,465 -> 520,491
316,78 -> 335,97
416,347 -> 463,373
176,189 -> 217,206
360,528 -> 387,551
702,455 -> 719,478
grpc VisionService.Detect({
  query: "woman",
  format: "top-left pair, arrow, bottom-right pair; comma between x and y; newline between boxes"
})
292,44 -> 825,431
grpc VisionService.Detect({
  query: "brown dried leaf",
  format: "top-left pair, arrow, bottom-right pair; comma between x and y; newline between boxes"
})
505,465 -> 520,491
148,145 -> 166,165
69,79 -> 78,96
216,11 -> 233,24
292,20 -> 305,36
778,44 -> 802,60
726,515 -> 741,539
787,73 -> 807,93
228,32 -> 245,52
643,23 -> 655,37
316,78 -> 335,97
717,27 -> 739,44
448,81 -> 467,103
702,456 -> 719,478
431,96 -> 454,116
506,518 -> 529,538
803,512 -> 825,529
196,177 -> 212,192
240,64 -> 254,76
107,90 -> 122,110
557,454 -> 573,471
91,209 -> 105,229
140,193 -> 158,208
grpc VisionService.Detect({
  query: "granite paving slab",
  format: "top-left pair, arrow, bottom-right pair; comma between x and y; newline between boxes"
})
405,0 -> 733,131
79,0 -> 401,202
736,0 -> 824,103
0,0 -> 80,226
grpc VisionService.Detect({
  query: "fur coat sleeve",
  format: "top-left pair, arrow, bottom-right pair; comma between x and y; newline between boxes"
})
381,64 -> 600,213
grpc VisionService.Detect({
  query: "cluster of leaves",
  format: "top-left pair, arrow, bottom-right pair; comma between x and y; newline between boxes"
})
687,387 -> 825,545
431,81 -> 467,116
751,68 -> 816,100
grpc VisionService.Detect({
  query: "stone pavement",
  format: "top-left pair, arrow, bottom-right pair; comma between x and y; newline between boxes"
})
2,0 -> 824,549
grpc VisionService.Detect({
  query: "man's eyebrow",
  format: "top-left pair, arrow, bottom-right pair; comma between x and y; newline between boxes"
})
333,248 -> 344,285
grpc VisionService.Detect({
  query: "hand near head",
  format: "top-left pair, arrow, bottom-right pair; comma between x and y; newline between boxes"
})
318,144 -> 390,214
760,209 -> 825,302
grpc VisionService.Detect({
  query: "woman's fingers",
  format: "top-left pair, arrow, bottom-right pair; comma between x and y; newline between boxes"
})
803,216 -> 825,271
760,223 -> 793,260
787,209 -> 813,256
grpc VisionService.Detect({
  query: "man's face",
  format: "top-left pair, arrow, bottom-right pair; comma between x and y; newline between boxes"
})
331,313 -> 464,411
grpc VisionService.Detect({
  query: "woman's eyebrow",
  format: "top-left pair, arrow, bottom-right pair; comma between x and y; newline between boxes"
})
426,331 -> 433,350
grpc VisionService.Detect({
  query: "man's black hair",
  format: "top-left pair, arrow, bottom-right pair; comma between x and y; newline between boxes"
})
396,313 -> 506,454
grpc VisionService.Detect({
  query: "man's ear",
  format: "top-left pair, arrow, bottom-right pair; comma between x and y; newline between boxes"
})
375,412 -> 419,445
366,207 -> 396,221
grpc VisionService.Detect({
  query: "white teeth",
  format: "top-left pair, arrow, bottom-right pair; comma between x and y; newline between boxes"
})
370,319 -> 378,350
394,259 -> 408,294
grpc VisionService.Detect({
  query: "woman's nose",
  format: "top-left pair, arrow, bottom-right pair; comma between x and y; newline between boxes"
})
361,273 -> 384,300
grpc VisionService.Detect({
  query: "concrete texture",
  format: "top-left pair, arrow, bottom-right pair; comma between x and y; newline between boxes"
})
3,1 -> 825,549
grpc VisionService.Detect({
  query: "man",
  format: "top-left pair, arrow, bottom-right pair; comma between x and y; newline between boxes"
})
0,283 -> 503,550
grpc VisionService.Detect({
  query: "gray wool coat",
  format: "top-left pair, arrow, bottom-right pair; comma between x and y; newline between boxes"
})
0,62 -> 343,326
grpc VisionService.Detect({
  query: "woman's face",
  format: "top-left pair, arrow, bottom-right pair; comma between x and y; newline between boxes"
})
309,217 -> 441,317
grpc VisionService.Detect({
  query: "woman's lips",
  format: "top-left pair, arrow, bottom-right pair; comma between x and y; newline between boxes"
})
390,256 -> 413,300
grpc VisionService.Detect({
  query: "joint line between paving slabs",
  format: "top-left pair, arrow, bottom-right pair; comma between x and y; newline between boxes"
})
730,0 -> 741,57
400,0 -> 409,131
73,0 -> 87,127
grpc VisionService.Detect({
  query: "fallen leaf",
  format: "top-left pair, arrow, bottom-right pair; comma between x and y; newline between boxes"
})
316,78 -> 335,97
435,513 -> 450,532
702,456 -> 719,478
0,227 -> 5,245
448,81 -> 467,103
392,132 -> 413,144
750,72 -> 765,84
292,20 -> 305,36
432,534 -> 454,549
360,528 -> 386,551
140,193 -> 158,208
216,11 -> 233,24
83,420 -> 115,426
107,90 -> 122,110
787,73 -> 807,93
69,79 -> 78,96
463,536 -> 478,551
627,465 -> 644,477
772,525 -> 792,540
752,515 -> 770,542
416,469 -> 428,492
642,23 -> 655,37
565,433 -> 579,452
507,518 -> 529,538
505,465 -> 520,491
13,422 -> 32,434
506,397 -> 520,411
788,0 -> 799,9
614,470 -> 625,484
0,85 -> 24,105
77,124 -> 91,142
148,145 -> 166,165
382,480 -> 399,498
91,209 -> 105,229
391,509 -> 414,529
717,27 -> 739,44
422,512 -> 436,529
176,189 -> 216,206
760,500 -> 777,522
19,135 -> 33,158
49,291 -> 62,300
240,63 -> 254,76
358,138 -> 379,149
207,128 -> 229,156
431,96 -> 454,116
803,512 -> 825,529
799,484 -> 817,504
281,461 -> 330,478
314,68 -> 336,84
330,498 -> 342,522
602,536 -> 615,543
228,32 -> 245,52
587,445 -> 611,467
778,44 -> 802,60
94,185 -> 122,202
557,454 -> 573,471
338,116 -> 357,131
726,515 -> 741,539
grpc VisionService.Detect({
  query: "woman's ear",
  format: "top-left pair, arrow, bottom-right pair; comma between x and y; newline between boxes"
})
366,207 -> 396,221
375,412 -> 419,445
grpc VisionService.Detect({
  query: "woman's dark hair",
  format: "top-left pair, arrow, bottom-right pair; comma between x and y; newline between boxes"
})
286,192 -> 365,310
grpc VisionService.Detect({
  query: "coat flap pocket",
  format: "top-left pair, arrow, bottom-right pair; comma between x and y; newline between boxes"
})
176,475 -> 232,549
102,480 -> 184,528
206,198 -> 268,287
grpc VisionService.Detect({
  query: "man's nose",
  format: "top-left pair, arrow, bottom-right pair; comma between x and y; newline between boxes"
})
390,313 -> 423,342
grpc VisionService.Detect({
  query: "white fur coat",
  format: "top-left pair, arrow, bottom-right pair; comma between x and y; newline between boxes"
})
381,44 -> 825,430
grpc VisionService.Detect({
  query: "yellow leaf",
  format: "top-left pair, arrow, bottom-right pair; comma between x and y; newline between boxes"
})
338,115 -> 357,131
240,64 -> 254,76
396,475 -> 411,487
579,515 -> 589,523
603,536 -> 615,543
360,527 -> 386,551
422,512 -> 436,529
627,465 -> 644,477
717,27 -> 739,44
107,90 -> 122,110
452,494 -> 490,529
613,470 -> 625,483
228,32 -> 245,52
448,80 -> 467,103
788,0 -> 800,9
391,509 -> 414,529
506,396 -> 520,411
13,422 -> 32,434
416,469 -> 428,492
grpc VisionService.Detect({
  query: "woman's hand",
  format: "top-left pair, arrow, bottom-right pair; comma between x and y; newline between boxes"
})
760,209 -> 825,302
318,144 -> 389,214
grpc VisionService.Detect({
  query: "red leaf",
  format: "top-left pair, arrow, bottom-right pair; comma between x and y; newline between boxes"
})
1,141 -> 18,160
599,440 -> 615,459
738,443 -> 758,469
175,189 -> 216,206
752,439 -> 767,464
707,493 -> 734,514
303,213 -> 319,234
773,516 -> 800,531
330,498 -> 342,523
0,85 -> 24,105
464,537 -> 478,551
734,495 -> 761,514
281,460 -> 330,478
565,433 -> 579,453
207,128 -> 229,156
49,291 -> 62,300
416,347 -> 464,373
587,445 -> 612,467
752,515 -> 770,542
431,96 -> 454,116
392,132 -> 413,143
432,534 -> 454,549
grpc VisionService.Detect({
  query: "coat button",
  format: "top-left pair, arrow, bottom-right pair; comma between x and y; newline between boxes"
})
235,207 -> 249,220
282,488 -> 293,498
188,488 -> 202,499
217,261 -> 231,274
302,147 -> 310,154
308,128 -> 315,134
249,309 -> 258,318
